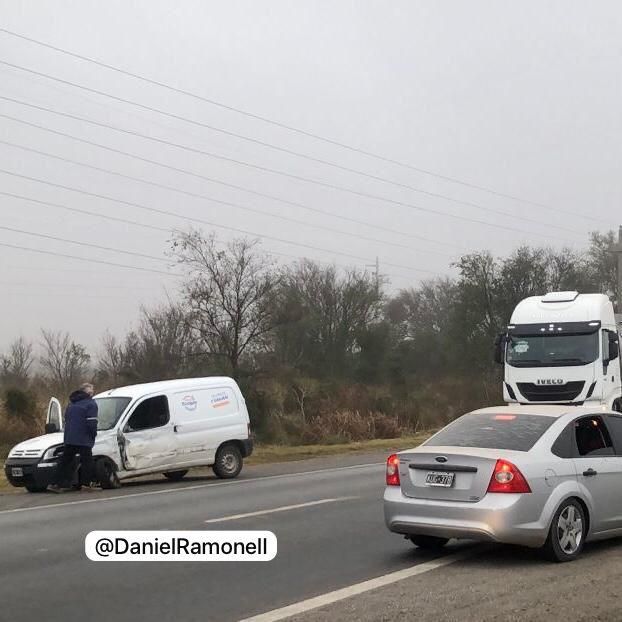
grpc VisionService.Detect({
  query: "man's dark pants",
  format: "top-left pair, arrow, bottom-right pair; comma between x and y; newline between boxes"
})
55,444 -> 94,488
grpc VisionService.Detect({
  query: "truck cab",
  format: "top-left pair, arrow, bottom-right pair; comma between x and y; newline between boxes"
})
495,291 -> 622,411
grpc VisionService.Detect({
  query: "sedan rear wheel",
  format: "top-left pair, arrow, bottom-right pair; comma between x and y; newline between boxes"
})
543,499 -> 586,562
409,535 -> 449,550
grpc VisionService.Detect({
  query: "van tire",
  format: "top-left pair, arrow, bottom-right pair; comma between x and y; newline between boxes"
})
95,458 -> 122,489
163,470 -> 189,481
213,444 -> 243,479
25,484 -> 48,493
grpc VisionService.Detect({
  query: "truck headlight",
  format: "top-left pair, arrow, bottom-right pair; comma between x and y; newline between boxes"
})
42,445 -> 64,461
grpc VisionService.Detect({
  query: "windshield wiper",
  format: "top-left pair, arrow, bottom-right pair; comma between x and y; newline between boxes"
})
549,357 -> 587,364
509,359 -> 543,366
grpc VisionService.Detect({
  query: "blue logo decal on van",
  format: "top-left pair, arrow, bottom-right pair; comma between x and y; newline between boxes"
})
182,395 -> 198,411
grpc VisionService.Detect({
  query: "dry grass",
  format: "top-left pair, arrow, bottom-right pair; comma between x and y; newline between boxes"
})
0,433 -> 431,493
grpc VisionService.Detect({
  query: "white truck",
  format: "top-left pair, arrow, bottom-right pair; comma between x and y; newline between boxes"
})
495,291 -> 622,411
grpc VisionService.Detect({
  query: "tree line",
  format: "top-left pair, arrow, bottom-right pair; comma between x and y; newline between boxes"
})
1,228 -> 618,447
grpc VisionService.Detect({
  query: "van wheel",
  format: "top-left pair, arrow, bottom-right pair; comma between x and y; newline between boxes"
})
25,484 -> 48,493
213,444 -> 243,479
613,400 -> 622,413
542,499 -> 586,562
409,535 -> 449,550
164,470 -> 188,481
95,458 -> 122,489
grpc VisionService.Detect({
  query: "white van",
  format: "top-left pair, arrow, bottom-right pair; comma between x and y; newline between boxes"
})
4,377 -> 253,492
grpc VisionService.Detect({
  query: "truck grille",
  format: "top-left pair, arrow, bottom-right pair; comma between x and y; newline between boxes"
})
516,381 -> 585,402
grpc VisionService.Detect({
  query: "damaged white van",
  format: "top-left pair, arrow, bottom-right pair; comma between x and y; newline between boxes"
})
4,377 -> 253,492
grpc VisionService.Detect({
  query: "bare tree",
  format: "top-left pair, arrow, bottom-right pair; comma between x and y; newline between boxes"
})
172,230 -> 280,377
125,304 -> 197,382
40,330 -> 91,396
276,261 -> 382,376
0,337 -> 34,388
96,331 -> 125,386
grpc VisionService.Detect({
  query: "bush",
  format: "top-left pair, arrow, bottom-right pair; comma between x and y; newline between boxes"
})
3,388 -> 38,420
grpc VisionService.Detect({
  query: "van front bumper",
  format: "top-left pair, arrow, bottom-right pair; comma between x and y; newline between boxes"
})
4,457 -> 59,489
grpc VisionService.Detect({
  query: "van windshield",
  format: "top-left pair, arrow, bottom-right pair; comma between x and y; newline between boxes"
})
95,397 -> 132,431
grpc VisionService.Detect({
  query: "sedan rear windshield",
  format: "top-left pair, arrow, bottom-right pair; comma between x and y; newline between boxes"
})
424,413 -> 556,451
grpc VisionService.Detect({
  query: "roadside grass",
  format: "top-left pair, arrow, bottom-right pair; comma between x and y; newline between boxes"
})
0,433 -> 431,494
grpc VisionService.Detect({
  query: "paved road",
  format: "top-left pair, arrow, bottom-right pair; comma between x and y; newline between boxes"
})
0,452 -> 438,622
2,452 -> 621,622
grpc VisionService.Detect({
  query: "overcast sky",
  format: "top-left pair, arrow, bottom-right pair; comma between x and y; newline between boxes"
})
1,1 -> 621,354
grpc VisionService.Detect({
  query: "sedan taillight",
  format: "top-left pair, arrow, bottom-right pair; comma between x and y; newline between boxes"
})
386,454 -> 400,486
487,459 -> 531,493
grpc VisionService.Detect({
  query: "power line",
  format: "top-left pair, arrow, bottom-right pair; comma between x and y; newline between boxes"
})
0,138 -> 454,260
0,26 -> 598,219
0,104 -> 584,243
0,168 -> 440,275
0,240 -> 181,276
0,63 -> 598,235
0,223 -> 174,266
0,97 -> 464,250
0,190 -> 426,281
0,98 -> 590,240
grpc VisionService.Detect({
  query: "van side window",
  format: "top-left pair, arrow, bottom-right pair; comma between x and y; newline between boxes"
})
126,396 -> 170,432
605,415 -> 622,456
574,416 -> 614,457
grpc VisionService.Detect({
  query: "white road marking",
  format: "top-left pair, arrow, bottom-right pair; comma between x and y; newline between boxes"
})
238,549 -> 475,622
0,462 -> 383,515
205,496 -> 358,523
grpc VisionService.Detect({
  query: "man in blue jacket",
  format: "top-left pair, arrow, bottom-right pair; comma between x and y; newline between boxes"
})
49,383 -> 99,492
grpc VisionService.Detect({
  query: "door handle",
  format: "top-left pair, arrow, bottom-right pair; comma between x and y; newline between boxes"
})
173,424 -> 180,433
583,468 -> 598,477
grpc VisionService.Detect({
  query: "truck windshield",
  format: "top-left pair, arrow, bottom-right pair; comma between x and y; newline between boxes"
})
506,332 -> 599,367
94,397 -> 132,430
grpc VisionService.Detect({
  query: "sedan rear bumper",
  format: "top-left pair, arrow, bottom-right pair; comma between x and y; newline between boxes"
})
384,486 -> 549,548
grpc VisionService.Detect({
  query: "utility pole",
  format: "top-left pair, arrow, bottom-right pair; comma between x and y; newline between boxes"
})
609,225 -> 622,316
366,256 -> 380,296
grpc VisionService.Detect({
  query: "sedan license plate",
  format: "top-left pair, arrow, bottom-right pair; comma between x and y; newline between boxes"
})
11,467 -> 23,477
425,471 -> 454,487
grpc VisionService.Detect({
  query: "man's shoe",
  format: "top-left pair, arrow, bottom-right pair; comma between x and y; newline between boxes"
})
81,485 -> 98,492
48,484 -> 72,493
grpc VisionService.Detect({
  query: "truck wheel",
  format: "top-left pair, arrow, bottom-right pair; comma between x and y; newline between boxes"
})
96,458 -> 122,489
163,470 -> 188,481
613,400 -> 622,413
25,484 -> 48,493
213,444 -> 243,479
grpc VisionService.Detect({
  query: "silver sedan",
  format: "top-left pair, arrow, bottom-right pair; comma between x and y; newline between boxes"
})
384,405 -> 622,561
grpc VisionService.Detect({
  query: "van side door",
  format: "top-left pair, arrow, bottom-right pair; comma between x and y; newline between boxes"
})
120,395 -> 176,472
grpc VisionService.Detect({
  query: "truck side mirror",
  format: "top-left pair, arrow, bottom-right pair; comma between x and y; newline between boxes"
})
609,333 -> 619,361
45,422 -> 59,434
494,334 -> 506,365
